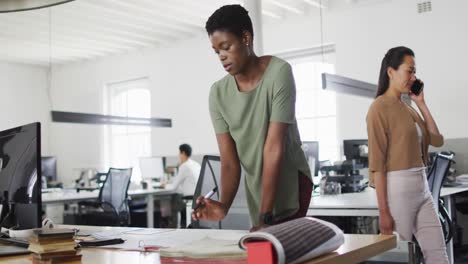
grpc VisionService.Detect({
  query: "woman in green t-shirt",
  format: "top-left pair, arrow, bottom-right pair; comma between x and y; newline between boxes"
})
192,4 -> 312,231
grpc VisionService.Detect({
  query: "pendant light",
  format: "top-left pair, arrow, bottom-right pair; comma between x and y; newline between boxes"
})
0,0 -> 74,13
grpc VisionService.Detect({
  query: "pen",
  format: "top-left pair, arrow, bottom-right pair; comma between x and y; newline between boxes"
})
193,187 -> 218,210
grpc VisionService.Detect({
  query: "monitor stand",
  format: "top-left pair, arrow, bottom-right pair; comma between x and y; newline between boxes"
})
0,203 -> 17,230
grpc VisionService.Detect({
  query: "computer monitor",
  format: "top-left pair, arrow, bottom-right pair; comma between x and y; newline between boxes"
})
139,157 -> 165,182
0,122 -> 42,230
302,141 -> 319,176
343,139 -> 368,167
41,156 -> 57,182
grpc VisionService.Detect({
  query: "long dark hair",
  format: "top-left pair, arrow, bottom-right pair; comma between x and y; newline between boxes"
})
376,46 -> 415,98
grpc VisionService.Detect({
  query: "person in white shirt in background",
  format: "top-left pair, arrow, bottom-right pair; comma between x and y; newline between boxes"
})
163,144 -> 201,227
165,144 -> 201,197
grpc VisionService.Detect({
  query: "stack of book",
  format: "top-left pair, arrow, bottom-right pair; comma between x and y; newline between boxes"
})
28,229 -> 82,264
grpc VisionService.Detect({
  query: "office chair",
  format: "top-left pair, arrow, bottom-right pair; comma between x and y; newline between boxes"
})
78,168 -> 132,226
427,152 -> 455,243
189,155 -> 250,230
412,152 -> 455,263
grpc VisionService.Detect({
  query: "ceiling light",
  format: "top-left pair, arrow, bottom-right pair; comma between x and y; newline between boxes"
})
322,73 -> 376,98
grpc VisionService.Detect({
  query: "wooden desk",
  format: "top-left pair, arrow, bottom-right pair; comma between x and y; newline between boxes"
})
0,225 -> 396,264
1,249 -> 160,264
305,234 -> 395,264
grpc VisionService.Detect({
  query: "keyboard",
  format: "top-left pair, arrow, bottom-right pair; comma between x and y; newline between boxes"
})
151,182 -> 163,189
0,237 -> 29,248
443,182 -> 463,187
41,187 -> 62,193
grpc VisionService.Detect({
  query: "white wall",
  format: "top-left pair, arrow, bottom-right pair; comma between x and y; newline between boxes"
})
0,62 -> 51,154
49,0 -> 468,183
49,39 -> 224,184
329,0 -> 468,146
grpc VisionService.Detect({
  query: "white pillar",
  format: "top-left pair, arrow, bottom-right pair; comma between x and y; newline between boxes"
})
244,0 -> 263,55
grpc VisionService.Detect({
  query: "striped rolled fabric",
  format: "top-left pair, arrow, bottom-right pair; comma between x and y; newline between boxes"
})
239,217 -> 344,264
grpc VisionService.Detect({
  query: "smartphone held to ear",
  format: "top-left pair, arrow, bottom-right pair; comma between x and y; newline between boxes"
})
411,79 -> 424,95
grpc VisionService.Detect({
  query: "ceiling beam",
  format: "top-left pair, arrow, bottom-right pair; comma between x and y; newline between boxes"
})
111,0 -> 205,28
262,9 -> 282,19
0,15 -> 158,48
55,4 -> 186,39
28,11 -> 172,44
0,19 -> 146,51
302,0 -> 329,8
78,0 -> 199,35
267,0 -> 305,14
138,0 -> 209,22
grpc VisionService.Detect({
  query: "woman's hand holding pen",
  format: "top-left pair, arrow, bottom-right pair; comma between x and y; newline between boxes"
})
191,197 -> 227,221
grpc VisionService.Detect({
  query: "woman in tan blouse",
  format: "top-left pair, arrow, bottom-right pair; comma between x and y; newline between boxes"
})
367,46 -> 448,264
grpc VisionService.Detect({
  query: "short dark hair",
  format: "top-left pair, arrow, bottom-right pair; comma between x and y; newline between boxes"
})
376,46 -> 415,98
205,4 -> 253,39
179,144 -> 192,157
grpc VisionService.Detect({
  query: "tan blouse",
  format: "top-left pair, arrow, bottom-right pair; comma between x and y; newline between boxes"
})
366,95 -> 444,187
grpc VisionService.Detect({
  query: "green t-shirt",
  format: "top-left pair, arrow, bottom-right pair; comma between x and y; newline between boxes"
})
208,56 -> 311,225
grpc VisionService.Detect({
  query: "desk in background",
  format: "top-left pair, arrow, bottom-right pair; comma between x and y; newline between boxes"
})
0,224 -> 396,264
308,183 -> 468,264
42,188 -> 177,228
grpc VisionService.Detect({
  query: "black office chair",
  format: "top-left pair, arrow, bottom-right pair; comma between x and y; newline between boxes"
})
189,155 -> 250,230
427,152 -> 455,243
412,152 -> 455,263
78,168 -> 132,226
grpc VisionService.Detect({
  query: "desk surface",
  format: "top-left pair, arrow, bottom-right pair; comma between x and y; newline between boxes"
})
0,225 -> 396,264
305,234 -> 395,264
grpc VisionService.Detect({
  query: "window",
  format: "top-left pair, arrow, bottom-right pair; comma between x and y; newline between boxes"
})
290,59 -> 339,162
106,78 -> 151,182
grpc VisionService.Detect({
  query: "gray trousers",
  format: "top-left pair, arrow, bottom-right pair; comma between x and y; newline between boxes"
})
387,168 -> 448,264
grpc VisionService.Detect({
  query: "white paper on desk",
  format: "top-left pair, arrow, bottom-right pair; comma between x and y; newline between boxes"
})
107,231 -> 207,250
159,237 -> 246,258
99,229 -> 247,251
123,229 -> 172,235
91,228 -> 142,239
143,229 -> 247,247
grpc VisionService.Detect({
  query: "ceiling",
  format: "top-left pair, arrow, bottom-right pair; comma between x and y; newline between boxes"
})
0,0 -> 330,66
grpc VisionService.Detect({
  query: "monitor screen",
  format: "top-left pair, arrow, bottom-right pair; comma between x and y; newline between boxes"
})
0,122 -> 42,229
302,141 -> 319,176
139,157 -> 165,181
343,139 -> 368,166
41,156 -> 57,182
